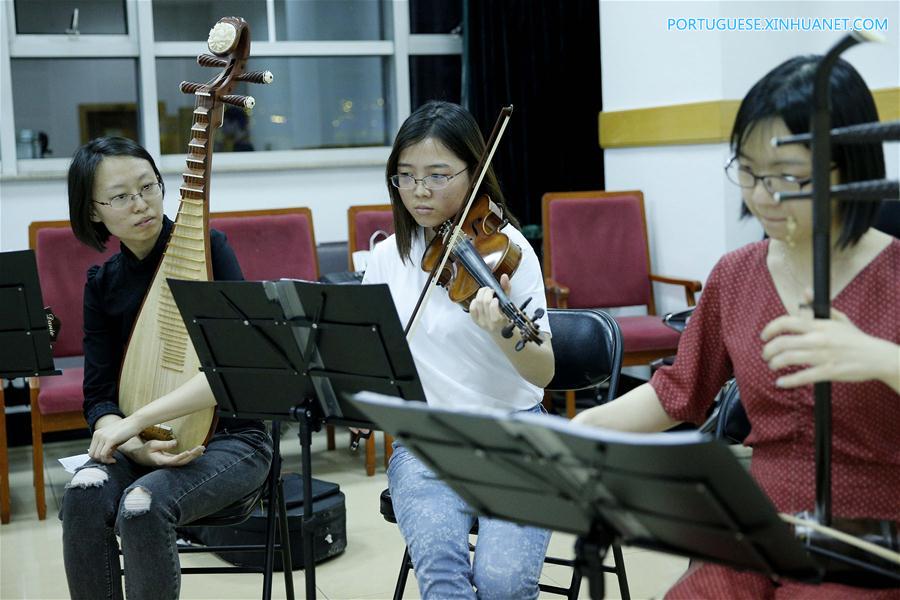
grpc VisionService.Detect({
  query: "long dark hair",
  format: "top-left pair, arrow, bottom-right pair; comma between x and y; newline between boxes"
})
385,101 -> 519,262
68,137 -> 164,252
731,55 -> 884,248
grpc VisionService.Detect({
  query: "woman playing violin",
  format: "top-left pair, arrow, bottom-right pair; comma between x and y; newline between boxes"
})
363,100 -> 554,598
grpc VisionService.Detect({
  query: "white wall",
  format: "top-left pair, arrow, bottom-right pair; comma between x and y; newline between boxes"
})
600,0 -> 900,316
0,164 -> 390,251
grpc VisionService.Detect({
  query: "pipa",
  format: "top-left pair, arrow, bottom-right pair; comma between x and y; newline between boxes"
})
118,16 -> 273,452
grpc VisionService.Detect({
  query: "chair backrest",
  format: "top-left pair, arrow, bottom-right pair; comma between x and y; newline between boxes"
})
210,208 -> 319,281
542,190 -> 653,310
29,221 -> 118,358
347,204 -> 394,269
545,308 -> 623,400
699,379 -> 750,444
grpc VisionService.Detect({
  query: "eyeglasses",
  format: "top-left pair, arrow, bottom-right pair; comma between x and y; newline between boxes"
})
390,167 -> 468,191
94,182 -> 163,209
724,157 -> 812,196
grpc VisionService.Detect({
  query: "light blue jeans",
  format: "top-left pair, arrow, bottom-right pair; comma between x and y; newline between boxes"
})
387,404 -> 551,599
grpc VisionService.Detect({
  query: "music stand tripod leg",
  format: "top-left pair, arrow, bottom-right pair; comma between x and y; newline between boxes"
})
576,530 -> 613,600
291,402 -> 319,599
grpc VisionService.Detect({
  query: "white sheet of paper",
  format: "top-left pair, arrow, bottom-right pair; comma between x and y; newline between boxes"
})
59,453 -> 90,474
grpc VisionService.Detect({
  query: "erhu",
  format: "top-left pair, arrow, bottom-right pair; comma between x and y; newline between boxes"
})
118,17 -> 273,452
772,31 -> 900,585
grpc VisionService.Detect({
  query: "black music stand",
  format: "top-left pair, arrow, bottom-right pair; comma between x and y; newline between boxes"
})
350,393 -> 824,599
168,278 -> 424,599
0,250 -> 60,524
0,250 -> 59,379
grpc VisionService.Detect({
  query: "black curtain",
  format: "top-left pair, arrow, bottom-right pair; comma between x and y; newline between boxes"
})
463,0 -> 603,231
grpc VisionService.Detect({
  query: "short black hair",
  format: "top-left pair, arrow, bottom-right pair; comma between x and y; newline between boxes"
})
731,55 -> 884,248
385,100 -> 519,263
68,137 -> 164,252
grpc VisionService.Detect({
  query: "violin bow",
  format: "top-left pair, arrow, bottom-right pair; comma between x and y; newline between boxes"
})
403,105 -> 514,339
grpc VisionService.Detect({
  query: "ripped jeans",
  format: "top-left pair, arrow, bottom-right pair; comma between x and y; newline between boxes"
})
387,403 -> 552,599
60,427 -> 272,600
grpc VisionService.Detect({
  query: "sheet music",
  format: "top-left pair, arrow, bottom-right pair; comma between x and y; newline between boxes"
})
59,453 -> 90,474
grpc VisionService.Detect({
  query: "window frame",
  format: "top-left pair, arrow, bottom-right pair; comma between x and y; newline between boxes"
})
1,0 -> 461,178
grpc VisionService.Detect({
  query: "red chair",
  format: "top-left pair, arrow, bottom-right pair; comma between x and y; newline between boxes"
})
542,190 -> 702,417
347,204 -> 394,270
209,207 -> 329,446
347,204 -> 394,475
28,221 -> 117,519
210,207 -> 319,282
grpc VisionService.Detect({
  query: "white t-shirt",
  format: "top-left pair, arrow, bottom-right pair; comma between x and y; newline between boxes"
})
362,224 -> 551,412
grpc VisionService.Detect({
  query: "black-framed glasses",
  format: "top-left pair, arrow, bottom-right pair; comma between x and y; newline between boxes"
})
94,182 -> 163,209
724,157 -> 812,196
391,167 -> 468,190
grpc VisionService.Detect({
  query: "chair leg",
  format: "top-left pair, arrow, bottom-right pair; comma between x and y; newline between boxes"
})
275,476 -> 295,600
365,434 -> 376,476
567,564 -> 582,600
565,390 -> 577,419
393,546 -> 412,600
542,390 -> 554,413
30,388 -> 46,520
611,543 -> 630,600
326,425 -> 335,451
0,388 -> 10,524
262,433 -> 281,600
384,432 -> 394,468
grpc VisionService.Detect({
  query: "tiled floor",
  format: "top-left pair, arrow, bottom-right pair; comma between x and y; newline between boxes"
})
1,427 -> 688,599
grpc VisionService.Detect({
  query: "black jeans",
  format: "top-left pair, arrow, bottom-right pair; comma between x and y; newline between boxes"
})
60,428 -> 272,600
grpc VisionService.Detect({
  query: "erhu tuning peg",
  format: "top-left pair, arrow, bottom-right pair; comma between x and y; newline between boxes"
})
221,94 -> 255,109
501,323 -> 515,339
515,339 -> 526,352
532,308 -> 545,320
236,70 -> 274,84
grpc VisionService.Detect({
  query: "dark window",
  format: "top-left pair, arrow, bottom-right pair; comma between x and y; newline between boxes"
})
15,0 -> 127,35
409,0 -> 462,34
157,56 -> 392,153
11,58 -> 139,159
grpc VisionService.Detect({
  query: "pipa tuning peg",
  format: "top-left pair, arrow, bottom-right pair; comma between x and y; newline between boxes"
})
236,70 -> 274,84
197,54 -> 227,68
180,81 -> 206,95
221,94 -> 255,109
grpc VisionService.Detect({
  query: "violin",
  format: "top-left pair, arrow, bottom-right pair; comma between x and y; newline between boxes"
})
421,194 -> 544,350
